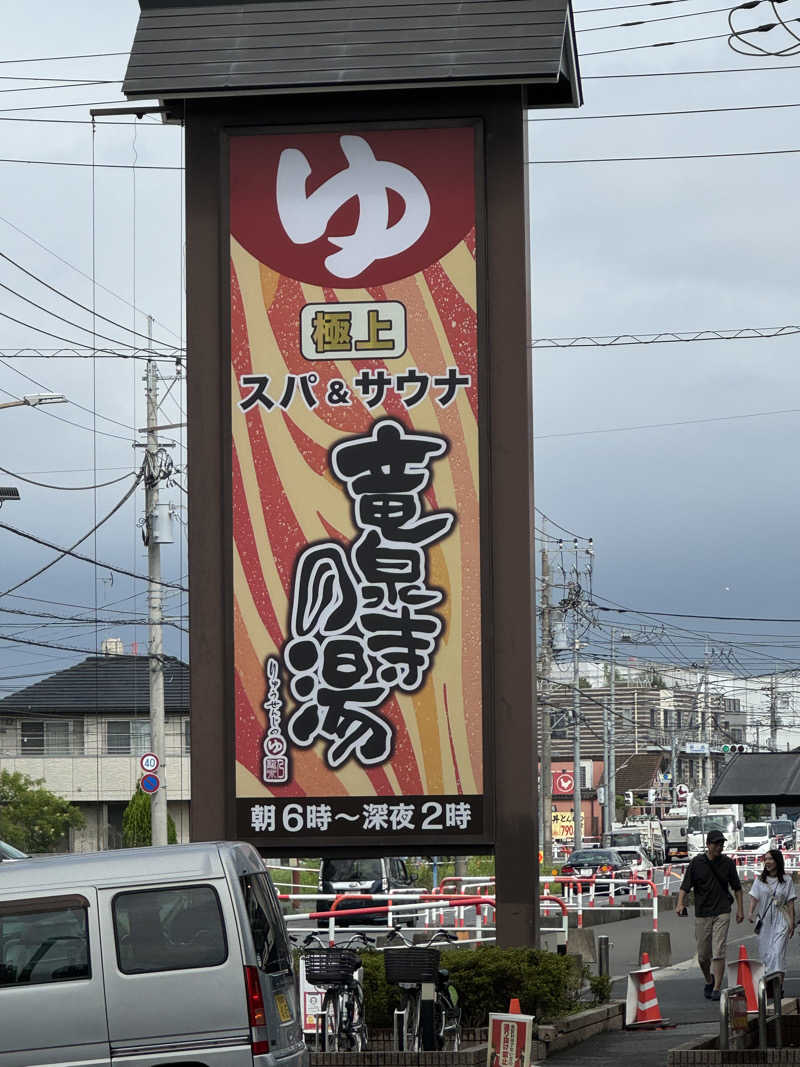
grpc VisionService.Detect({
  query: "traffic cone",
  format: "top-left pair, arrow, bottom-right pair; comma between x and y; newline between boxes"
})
626,956 -> 667,1028
736,944 -> 758,1012
508,998 -> 521,1014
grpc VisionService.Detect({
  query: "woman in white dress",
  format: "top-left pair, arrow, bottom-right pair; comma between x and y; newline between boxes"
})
747,848 -> 796,987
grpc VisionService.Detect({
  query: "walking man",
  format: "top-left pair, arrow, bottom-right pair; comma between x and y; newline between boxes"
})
676,829 -> 743,1001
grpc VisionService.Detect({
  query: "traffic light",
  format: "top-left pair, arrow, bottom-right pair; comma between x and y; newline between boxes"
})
722,744 -> 747,754
624,790 -> 634,806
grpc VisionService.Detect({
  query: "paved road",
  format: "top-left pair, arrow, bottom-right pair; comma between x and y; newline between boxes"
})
545,908 -> 800,1066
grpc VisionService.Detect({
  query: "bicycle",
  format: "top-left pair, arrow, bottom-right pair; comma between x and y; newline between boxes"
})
299,932 -> 373,1052
383,927 -> 461,1052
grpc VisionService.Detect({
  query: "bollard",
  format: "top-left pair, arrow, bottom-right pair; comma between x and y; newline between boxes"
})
598,934 -> 610,977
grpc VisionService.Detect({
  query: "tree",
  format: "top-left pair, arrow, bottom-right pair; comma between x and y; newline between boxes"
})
0,770 -> 85,853
122,781 -> 177,847
578,677 -> 593,689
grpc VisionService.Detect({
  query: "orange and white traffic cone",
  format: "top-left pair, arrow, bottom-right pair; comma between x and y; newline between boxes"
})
508,998 -> 522,1014
625,953 -> 668,1028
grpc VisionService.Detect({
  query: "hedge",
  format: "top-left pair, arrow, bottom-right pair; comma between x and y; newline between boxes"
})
359,946 -> 586,1026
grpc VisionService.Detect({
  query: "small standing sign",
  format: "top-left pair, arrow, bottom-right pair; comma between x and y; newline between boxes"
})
140,752 -> 159,773
487,1012 -> 534,1067
140,772 -> 160,795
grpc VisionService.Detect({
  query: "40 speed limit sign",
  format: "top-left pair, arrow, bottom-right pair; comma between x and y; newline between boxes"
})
140,752 -> 159,773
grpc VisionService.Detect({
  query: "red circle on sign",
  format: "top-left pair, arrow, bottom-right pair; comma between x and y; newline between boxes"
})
555,773 -> 575,794
230,127 -> 475,288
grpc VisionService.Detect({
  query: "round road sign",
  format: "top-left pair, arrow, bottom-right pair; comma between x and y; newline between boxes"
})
140,752 -> 159,773
140,772 -> 160,795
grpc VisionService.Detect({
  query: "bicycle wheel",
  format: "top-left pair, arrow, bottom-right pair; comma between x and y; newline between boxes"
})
321,989 -> 340,1052
403,990 -> 421,1053
435,994 -> 461,1051
349,983 -> 368,1051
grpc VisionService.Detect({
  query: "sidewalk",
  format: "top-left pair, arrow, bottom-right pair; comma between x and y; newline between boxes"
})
543,917 -> 800,1066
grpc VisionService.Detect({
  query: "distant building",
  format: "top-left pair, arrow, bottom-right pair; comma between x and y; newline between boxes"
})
0,650 -> 190,850
539,682 -> 745,795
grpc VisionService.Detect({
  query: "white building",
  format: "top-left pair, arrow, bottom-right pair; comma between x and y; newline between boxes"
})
0,650 -> 190,850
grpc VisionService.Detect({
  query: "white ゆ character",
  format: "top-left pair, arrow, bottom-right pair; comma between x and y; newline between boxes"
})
276,135 -> 431,278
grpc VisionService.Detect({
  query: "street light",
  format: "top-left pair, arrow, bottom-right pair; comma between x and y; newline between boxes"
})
1,393 -> 67,503
0,393 -> 67,411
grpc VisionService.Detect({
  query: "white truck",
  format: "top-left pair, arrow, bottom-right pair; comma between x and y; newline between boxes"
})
686,802 -> 744,856
661,807 -> 689,860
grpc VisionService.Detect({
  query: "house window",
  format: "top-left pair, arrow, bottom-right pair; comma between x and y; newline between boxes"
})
20,721 -> 44,754
663,709 -> 672,730
649,708 -> 656,728
676,711 -> 682,729
131,720 -> 151,753
106,721 -> 130,754
20,720 -> 83,756
731,727 -> 743,742
106,720 -> 151,755
183,720 -> 191,754
550,710 -> 569,739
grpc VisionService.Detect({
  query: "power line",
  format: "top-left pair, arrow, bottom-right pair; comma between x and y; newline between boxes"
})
592,601 -> 800,624
583,60 -> 800,76
0,472 -> 144,597
0,155 -> 182,171
0,251 -> 176,347
577,0 -> 718,12
577,4 -> 732,31
0,212 -> 182,344
583,28 -> 730,53
535,407 -> 800,440
532,147 -> 800,164
0,384 -> 133,442
0,463 -> 135,492
0,52 -> 128,64
0,521 -> 188,594
0,355 -> 136,432
529,100 -> 800,122
532,326 -> 799,347
0,275 -> 147,348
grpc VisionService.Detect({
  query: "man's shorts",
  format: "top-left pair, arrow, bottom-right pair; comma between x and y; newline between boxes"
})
695,913 -> 731,962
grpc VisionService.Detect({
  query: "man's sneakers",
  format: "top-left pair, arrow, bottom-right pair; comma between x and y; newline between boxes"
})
711,989 -> 722,1002
704,983 -> 714,999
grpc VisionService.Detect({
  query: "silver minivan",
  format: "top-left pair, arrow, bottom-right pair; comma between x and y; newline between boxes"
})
0,841 -> 309,1067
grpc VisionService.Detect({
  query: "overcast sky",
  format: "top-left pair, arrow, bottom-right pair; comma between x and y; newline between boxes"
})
1,0 -> 799,695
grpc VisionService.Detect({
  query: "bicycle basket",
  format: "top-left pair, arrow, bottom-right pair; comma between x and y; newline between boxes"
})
304,949 -> 362,986
383,947 -> 441,984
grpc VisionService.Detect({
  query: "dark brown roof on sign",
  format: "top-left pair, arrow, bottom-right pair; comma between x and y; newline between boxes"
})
123,0 -> 580,103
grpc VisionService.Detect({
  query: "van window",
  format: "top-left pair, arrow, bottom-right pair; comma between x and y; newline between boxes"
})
0,897 -> 90,987
240,872 -> 291,974
113,885 -> 227,974
323,859 -> 382,883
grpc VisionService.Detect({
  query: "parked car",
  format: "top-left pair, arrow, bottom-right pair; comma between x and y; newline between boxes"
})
612,845 -> 653,874
0,842 -> 309,1067
319,856 -> 416,924
561,848 -> 627,891
0,841 -> 26,863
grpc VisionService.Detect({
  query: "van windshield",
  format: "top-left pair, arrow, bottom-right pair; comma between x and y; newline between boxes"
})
744,824 -> 769,837
323,859 -> 382,883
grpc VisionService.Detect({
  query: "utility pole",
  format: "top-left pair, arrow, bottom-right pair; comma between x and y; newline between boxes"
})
702,639 -> 710,790
145,326 -> 168,846
769,670 -> 778,820
606,629 -> 616,834
539,543 -> 553,867
572,627 -> 582,850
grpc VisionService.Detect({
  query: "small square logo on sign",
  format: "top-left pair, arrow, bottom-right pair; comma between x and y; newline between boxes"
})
300,301 -> 407,361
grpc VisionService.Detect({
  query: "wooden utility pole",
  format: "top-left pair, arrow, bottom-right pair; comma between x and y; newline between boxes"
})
539,543 -> 553,867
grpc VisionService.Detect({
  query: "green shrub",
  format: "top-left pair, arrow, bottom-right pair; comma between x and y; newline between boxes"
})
588,973 -> 611,1005
360,946 -> 584,1026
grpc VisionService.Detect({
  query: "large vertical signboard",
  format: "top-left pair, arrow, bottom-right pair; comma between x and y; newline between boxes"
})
230,124 -> 486,848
